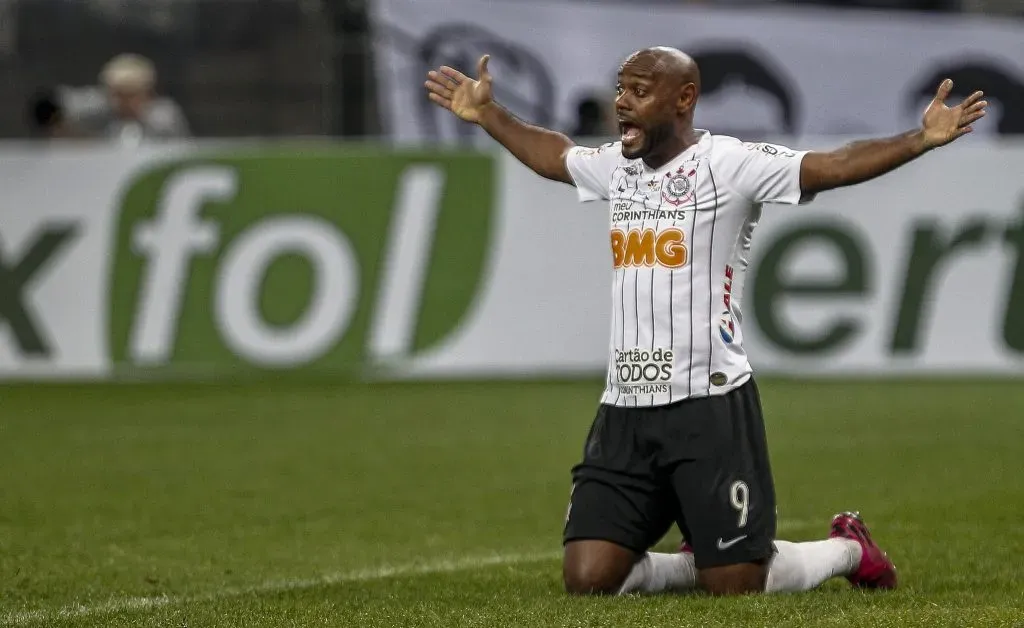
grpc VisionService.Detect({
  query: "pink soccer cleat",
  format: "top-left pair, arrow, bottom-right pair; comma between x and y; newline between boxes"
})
678,540 -> 694,554
829,511 -> 897,590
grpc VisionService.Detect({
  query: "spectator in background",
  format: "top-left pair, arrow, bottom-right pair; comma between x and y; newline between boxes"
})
27,89 -> 73,139
61,53 -> 190,144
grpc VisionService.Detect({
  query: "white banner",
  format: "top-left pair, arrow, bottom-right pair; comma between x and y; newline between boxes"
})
371,0 -> 1024,144
0,144 -> 192,378
0,139 -> 1022,379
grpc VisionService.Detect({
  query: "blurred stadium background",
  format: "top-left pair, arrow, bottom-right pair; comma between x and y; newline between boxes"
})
1,1 -> 1023,626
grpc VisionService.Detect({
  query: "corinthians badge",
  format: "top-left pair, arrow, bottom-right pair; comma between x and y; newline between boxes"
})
662,167 -> 697,206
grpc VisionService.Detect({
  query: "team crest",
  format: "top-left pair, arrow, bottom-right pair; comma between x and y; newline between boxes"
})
662,167 -> 696,206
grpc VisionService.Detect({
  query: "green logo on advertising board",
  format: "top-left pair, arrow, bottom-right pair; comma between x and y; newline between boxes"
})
751,204 -> 1024,356
109,148 -> 494,373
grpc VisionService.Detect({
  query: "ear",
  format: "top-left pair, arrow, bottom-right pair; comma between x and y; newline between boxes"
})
678,83 -> 698,114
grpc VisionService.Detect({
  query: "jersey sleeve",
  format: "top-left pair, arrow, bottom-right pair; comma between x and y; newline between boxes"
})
723,141 -> 813,205
564,143 -> 621,202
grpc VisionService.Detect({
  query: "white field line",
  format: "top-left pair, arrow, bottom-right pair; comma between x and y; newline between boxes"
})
2,519 -> 822,626
2,550 -> 561,626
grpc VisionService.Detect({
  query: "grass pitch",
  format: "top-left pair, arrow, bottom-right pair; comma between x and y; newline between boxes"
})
1,379 -> 1022,627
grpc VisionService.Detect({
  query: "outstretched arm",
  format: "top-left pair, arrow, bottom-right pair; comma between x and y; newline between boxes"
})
425,55 -> 575,184
800,79 -> 987,194
475,102 -> 575,184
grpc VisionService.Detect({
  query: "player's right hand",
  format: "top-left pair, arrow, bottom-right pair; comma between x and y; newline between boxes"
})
424,54 -> 493,124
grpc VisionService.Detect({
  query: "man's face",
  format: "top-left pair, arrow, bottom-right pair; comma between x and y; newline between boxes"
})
615,54 -> 680,160
110,86 -> 150,121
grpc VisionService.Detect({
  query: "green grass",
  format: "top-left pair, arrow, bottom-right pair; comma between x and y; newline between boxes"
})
1,379 -> 1022,627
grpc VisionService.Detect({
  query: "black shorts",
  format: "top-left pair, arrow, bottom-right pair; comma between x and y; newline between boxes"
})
562,376 -> 776,569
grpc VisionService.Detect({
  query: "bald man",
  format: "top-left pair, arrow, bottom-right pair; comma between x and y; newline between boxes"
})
425,47 -> 986,596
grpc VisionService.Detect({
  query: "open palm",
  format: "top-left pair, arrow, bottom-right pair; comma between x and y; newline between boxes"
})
921,79 -> 988,149
424,55 -> 494,124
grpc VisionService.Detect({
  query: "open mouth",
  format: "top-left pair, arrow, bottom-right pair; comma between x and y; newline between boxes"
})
619,121 -> 642,146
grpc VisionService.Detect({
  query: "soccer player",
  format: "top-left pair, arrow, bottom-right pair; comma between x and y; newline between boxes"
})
424,47 -> 986,596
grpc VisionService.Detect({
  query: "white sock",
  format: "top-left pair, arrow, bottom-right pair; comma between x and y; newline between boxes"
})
765,539 -> 861,593
617,551 -> 698,595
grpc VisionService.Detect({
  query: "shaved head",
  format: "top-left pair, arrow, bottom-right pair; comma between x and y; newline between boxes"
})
624,47 -> 701,93
614,46 -> 702,166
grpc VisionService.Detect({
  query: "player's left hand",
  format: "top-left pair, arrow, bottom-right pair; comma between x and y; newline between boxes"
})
920,79 -> 987,149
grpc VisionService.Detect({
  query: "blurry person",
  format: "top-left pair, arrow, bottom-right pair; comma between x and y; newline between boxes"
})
27,89 -> 72,139
98,53 -> 190,143
64,53 -> 190,144
425,48 -> 987,597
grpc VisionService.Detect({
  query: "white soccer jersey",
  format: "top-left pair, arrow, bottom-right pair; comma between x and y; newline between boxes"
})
565,130 -> 812,407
